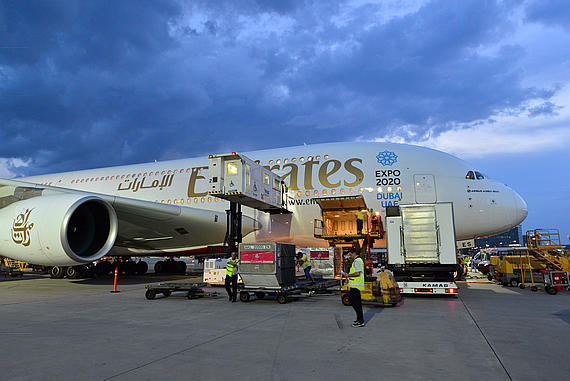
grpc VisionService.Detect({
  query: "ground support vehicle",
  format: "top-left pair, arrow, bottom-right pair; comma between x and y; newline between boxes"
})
1,257 -> 27,277
340,270 -> 402,307
386,203 -> 460,295
496,256 -> 547,288
543,271 -> 569,295
145,282 -> 218,300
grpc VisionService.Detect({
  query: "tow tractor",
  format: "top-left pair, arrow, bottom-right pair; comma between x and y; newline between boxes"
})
340,269 -> 401,306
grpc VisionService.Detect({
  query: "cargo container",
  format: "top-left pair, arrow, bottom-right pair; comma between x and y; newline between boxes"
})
305,247 -> 342,279
238,242 -> 296,289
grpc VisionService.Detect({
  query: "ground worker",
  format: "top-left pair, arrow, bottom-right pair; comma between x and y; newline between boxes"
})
342,248 -> 365,327
297,252 -> 313,283
225,251 -> 239,302
355,210 -> 364,234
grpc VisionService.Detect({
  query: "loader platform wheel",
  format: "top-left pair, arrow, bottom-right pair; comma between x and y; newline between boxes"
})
519,284 -> 525,289
145,289 -> 157,300
162,291 -> 171,297
341,293 -> 351,306
545,286 -> 558,295
277,294 -> 288,304
255,292 -> 265,300
487,275 -> 493,281
531,286 -> 538,292
509,279 -> 519,287
240,292 -> 250,302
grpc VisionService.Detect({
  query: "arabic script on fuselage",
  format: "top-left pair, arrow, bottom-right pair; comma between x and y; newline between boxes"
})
12,208 -> 34,247
117,174 -> 174,193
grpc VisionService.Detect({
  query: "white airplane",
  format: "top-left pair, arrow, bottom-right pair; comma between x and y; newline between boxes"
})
0,142 -> 527,272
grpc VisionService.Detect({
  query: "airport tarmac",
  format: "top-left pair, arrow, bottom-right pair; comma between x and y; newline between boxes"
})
1,274 -> 569,381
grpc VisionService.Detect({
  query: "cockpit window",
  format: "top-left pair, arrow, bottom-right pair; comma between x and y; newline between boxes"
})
475,171 -> 484,180
465,171 -> 475,180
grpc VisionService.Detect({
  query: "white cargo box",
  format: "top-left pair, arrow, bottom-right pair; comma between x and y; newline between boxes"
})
208,152 -> 288,213
203,258 -> 242,285
306,247 -> 342,278
387,203 -> 457,266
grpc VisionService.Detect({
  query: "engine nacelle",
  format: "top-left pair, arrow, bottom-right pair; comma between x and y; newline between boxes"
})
0,194 -> 118,266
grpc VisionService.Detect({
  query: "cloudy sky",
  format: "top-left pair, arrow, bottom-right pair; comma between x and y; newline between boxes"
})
1,0 -> 569,242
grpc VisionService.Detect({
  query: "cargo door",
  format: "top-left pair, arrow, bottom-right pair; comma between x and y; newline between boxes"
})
414,174 -> 437,203
401,204 -> 439,263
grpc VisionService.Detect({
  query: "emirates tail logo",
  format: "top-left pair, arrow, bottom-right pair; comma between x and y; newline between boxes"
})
11,209 -> 34,247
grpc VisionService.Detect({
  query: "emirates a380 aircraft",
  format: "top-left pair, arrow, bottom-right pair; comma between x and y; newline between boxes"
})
0,142 -> 527,272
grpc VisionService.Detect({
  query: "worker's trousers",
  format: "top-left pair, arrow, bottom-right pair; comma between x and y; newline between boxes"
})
356,220 -> 363,234
349,287 -> 364,323
225,274 -> 238,301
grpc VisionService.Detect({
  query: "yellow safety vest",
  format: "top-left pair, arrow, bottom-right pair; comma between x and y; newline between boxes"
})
300,254 -> 311,270
226,258 -> 239,276
349,257 -> 365,291
355,211 -> 364,220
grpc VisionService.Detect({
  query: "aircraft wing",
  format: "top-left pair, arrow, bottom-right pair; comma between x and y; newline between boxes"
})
0,178 -> 228,252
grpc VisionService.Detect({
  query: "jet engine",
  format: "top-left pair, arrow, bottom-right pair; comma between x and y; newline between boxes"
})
0,194 -> 118,266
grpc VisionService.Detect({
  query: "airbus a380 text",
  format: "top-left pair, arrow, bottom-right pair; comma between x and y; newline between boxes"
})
0,142 -> 527,267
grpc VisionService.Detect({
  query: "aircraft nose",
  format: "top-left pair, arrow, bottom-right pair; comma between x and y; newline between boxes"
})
512,190 -> 528,225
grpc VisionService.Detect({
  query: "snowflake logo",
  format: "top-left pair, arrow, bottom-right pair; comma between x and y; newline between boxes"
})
376,150 -> 398,166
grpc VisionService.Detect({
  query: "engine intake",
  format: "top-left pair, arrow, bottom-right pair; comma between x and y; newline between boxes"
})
0,194 -> 118,266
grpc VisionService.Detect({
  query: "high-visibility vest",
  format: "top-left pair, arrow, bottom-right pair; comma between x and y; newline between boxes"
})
300,254 -> 311,270
349,257 -> 365,291
226,258 -> 239,276
355,211 -> 364,220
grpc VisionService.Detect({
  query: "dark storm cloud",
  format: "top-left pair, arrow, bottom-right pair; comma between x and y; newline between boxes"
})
0,0 -> 561,175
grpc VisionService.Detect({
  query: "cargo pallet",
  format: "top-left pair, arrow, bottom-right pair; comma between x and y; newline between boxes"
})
239,285 -> 300,304
145,282 -> 218,300
239,279 -> 340,304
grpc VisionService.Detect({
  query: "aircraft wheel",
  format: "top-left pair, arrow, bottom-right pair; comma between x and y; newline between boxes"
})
145,289 -> 157,300
341,293 -> 351,306
50,266 -> 66,279
154,261 -> 164,274
136,261 -> 148,275
509,279 -> 519,287
240,292 -> 250,302
125,261 -> 137,275
177,261 -> 187,274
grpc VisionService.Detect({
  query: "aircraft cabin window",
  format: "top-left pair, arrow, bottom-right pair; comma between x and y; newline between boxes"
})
340,188 -> 345,194
465,171 -> 475,180
315,155 -> 321,160
475,171 -> 485,180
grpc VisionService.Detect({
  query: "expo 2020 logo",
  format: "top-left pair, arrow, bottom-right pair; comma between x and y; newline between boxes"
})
376,150 -> 398,166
